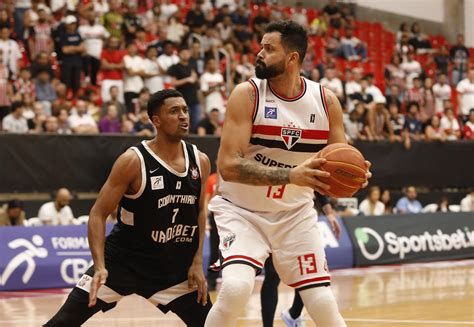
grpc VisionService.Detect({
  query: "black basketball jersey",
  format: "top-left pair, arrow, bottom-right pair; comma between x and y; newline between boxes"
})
105,140 -> 202,281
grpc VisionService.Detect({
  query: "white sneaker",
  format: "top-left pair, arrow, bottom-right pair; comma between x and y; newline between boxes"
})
281,309 -> 307,327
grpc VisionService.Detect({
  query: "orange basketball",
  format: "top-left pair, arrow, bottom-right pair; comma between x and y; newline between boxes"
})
317,143 -> 368,198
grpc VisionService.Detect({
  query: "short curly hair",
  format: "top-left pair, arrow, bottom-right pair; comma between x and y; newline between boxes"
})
147,89 -> 184,118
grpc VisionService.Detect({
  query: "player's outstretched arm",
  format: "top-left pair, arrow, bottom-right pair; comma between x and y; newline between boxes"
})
324,87 -> 372,187
87,150 -> 140,307
188,151 -> 211,305
218,82 -> 330,190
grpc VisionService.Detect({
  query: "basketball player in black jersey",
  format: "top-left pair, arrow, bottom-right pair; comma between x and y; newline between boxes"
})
44,89 -> 212,327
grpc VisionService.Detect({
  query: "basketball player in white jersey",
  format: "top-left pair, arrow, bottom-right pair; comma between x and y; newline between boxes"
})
205,21 -> 371,326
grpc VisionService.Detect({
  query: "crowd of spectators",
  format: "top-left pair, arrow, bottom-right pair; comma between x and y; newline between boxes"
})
331,186 -> 474,217
0,187 -> 123,226
1,186 -> 472,225
0,0 -> 472,140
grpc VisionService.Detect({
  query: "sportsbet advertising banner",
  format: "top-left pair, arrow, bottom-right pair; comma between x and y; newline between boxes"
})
344,212 -> 474,266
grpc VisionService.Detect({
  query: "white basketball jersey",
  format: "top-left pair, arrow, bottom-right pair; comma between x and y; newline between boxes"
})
219,77 -> 330,215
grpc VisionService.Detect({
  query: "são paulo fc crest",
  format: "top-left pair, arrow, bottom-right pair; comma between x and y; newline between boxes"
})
222,233 -> 236,251
190,166 -> 199,179
281,127 -> 302,150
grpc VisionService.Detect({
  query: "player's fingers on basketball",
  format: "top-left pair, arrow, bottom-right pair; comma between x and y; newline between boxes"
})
364,160 -> 372,170
308,157 -> 326,168
362,179 -> 369,188
309,169 -> 330,178
311,177 -> 330,190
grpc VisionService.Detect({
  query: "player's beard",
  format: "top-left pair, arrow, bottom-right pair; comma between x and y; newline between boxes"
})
255,59 -> 286,79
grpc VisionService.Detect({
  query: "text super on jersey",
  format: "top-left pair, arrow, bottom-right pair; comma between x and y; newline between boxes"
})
219,77 -> 329,217
106,140 -> 202,277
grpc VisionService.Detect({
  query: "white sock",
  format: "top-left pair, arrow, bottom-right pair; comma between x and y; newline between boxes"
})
204,264 -> 256,327
300,286 -> 346,326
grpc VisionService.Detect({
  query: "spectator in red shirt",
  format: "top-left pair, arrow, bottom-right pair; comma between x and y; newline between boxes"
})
463,109 -> 474,140
28,8 -> 53,60
100,36 -> 126,103
406,77 -> 423,107
13,67 -> 35,99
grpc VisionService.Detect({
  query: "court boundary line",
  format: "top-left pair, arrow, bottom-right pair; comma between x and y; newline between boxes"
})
2,316 -> 474,325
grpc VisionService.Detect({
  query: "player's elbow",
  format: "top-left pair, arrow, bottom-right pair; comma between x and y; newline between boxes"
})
88,205 -> 108,224
218,158 -> 239,182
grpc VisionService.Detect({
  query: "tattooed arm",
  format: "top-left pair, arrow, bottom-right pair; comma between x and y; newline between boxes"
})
218,82 -> 330,192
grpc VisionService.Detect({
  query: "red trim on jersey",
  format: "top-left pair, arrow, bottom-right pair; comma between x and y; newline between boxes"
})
268,77 -> 306,101
223,255 -> 264,268
289,276 -> 331,288
252,125 -> 329,140
321,86 -> 330,125
248,80 -> 258,121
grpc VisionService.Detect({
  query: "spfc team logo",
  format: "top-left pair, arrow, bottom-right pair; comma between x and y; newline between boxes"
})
281,127 -> 302,150
222,233 -> 236,251
190,166 -> 199,179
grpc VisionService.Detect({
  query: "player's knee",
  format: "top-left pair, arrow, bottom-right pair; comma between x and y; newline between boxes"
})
300,286 -> 346,327
216,276 -> 254,313
220,277 -> 253,302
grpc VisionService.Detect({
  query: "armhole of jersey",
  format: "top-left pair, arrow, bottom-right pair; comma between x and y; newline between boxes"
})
320,85 -> 330,127
124,147 -> 146,199
248,79 -> 259,123
192,144 -> 202,178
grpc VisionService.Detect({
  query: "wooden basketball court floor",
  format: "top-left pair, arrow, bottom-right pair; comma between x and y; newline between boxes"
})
1,260 -> 473,326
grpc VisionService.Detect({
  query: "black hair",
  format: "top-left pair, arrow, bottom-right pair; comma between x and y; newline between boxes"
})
139,87 -> 150,95
36,68 -> 50,75
163,40 -> 175,48
11,101 -> 24,112
7,200 -> 23,210
364,73 -> 374,79
147,89 -> 184,118
407,101 -> 420,111
205,57 -> 216,65
145,45 -> 157,54
264,20 -> 307,64
178,45 -> 190,52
